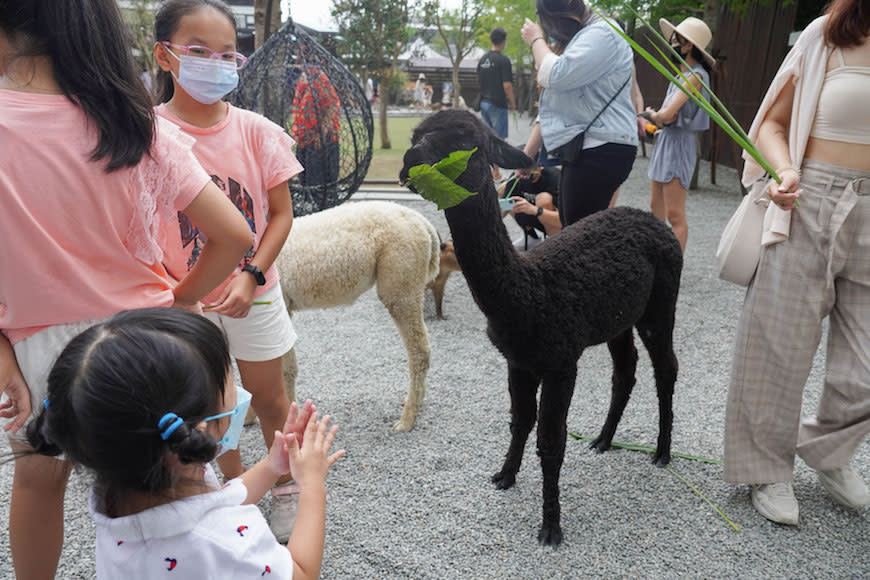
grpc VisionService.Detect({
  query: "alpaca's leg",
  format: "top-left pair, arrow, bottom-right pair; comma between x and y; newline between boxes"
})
492,363 -> 539,490
636,320 -> 678,466
428,272 -> 451,319
244,347 -> 298,426
535,367 -> 578,546
283,347 -> 298,403
383,294 -> 430,431
591,329 -> 639,454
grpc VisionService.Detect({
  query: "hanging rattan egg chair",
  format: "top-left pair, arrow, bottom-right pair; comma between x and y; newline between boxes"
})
230,19 -> 373,216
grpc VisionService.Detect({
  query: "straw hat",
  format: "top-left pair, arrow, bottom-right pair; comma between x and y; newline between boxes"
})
659,17 -> 715,68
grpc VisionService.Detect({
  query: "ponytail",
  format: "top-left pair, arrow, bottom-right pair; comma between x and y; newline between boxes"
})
0,0 -> 154,172
25,411 -> 63,458
162,419 -> 219,464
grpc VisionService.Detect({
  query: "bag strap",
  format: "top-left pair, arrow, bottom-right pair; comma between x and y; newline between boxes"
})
584,74 -> 632,132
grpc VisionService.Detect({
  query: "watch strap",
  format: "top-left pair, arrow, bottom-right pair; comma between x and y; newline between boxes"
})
242,264 -> 266,285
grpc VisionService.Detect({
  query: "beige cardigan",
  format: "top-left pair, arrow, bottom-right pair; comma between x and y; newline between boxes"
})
741,16 -> 833,245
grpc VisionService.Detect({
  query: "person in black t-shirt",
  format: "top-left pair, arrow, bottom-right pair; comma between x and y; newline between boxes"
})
476,27 -> 515,139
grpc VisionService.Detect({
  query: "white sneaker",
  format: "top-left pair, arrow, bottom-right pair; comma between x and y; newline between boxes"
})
751,482 -> 799,525
818,466 -> 870,510
269,482 -> 300,543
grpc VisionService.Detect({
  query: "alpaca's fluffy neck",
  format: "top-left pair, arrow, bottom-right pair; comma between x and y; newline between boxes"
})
444,182 -> 523,313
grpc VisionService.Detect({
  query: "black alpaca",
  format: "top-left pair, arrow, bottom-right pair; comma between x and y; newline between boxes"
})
400,110 -> 683,546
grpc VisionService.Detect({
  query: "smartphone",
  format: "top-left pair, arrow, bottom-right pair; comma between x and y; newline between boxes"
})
498,198 -> 516,211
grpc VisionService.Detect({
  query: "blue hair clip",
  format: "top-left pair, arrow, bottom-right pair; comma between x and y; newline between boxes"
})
42,398 -> 49,409
158,412 -> 184,441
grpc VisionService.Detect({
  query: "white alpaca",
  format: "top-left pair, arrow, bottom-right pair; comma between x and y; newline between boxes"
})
253,201 -> 440,431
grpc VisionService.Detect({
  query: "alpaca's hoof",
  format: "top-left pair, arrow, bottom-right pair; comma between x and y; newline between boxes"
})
588,436 -> 611,454
393,418 -> 414,432
491,470 -> 516,490
243,407 -> 258,427
537,521 -> 563,546
651,450 -> 671,467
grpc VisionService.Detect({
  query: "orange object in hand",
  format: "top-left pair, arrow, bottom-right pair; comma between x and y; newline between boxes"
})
644,122 -> 659,137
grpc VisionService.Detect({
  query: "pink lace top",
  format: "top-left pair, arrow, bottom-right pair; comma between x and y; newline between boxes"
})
0,91 -> 210,344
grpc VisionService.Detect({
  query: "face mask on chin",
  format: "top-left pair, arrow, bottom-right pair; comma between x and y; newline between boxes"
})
172,55 -> 239,105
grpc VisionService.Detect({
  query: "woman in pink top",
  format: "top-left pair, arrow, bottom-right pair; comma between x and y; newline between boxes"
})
152,0 -> 304,543
0,0 -> 252,577
724,0 -> 870,526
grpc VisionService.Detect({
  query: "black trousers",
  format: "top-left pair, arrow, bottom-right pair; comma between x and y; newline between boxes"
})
558,143 -> 637,227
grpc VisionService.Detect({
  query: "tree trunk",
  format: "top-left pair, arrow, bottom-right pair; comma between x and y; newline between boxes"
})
702,0 -> 721,38
379,68 -> 392,149
255,0 -> 282,50
452,65 -> 461,107
379,95 -> 391,149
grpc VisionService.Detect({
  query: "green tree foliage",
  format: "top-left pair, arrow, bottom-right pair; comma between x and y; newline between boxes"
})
422,0 -> 485,107
120,0 -> 157,88
590,0 -> 705,35
478,0 -> 536,111
332,0 -> 414,149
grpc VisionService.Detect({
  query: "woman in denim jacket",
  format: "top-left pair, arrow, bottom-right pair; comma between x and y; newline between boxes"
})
521,0 -> 637,226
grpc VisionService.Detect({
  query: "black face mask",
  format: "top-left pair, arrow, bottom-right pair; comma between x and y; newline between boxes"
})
668,45 -> 687,65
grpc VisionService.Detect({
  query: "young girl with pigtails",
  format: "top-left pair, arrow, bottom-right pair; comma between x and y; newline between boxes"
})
151,0 -> 306,541
28,308 -> 343,579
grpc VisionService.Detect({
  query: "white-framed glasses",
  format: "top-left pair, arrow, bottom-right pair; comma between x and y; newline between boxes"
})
161,41 -> 247,70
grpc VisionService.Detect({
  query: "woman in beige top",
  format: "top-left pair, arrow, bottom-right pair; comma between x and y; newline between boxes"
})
724,0 -> 870,526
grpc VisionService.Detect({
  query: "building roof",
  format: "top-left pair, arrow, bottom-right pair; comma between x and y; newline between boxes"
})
399,37 -> 485,71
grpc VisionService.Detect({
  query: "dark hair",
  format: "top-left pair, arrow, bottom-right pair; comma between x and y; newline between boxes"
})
154,0 -> 238,103
0,0 -> 154,172
824,0 -> 870,47
26,308 -> 231,495
490,27 -> 507,46
689,46 -> 713,74
535,0 -> 588,48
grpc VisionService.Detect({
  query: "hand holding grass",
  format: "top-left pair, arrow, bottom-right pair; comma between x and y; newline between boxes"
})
768,168 -> 801,211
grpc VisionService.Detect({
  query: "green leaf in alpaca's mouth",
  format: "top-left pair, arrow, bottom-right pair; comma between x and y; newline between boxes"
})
405,148 -> 478,210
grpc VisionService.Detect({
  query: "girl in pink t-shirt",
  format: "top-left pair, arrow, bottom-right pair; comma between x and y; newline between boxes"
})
0,1 -> 253,577
152,0 -> 304,542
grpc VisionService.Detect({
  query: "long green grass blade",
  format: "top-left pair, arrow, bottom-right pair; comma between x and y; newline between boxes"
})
630,10 -> 753,146
567,431 -> 738,530
629,11 -> 763,174
591,7 -> 781,183
666,466 -> 741,532
568,432 -> 721,464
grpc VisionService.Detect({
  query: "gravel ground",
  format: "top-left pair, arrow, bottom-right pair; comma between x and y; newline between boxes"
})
2,153 -> 868,579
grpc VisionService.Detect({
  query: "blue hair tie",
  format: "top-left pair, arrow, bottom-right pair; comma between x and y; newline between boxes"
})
42,398 -> 49,409
158,412 -> 184,441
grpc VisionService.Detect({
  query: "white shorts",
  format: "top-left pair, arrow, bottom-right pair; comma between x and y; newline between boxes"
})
202,282 -> 297,362
4,318 -> 102,442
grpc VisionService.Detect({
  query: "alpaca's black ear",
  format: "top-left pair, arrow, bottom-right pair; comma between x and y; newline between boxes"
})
488,137 -> 535,170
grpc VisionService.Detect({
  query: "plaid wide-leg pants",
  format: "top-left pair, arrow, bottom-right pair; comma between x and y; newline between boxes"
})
724,160 -> 870,484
